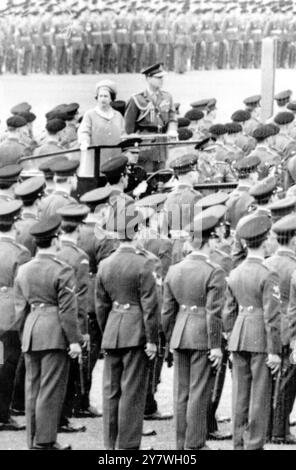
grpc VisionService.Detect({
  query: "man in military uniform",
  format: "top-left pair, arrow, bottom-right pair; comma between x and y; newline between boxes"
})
172,6 -> 192,73
100,7 -> 114,73
162,209 -> 225,450
230,110 -> 257,155
68,16 -> 85,75
125,62 -> 177,173
34,118 -> 66,166
100,155 -> 133,205
14,215 -> 82,450
223,214 -> 282,450
0,200 -> 30,432
273,112 -> 296,159
243,95 -> 261,136
95,202 -> 159,449
0,116 -> 30,168
41,10 -> 54,74
89,8 -> 102,74
250,124 -> 281,178
31,11 -> 44,73
114,6 -> 130,73
0,164 -> 21,202
38,159 -> 79,219
152,7 -> 170,68
53,11 -> 69,74
130,6 -> 147,73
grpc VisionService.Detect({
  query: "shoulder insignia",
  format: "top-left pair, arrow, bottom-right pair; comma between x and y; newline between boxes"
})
272,284 -> 281,301
65,285 -> 76,294
80,258 -> 89,265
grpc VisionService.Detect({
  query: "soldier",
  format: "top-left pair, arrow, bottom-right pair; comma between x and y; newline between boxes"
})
100,156 -> 133,205
95,202 -> 159,449
89,8 -> 102,74
53,11 -> 69,74
223,122 -> 245,161
100,7 -> 114,73
172,6 -> 192,74
31,11 -> 44,73
162,209 -> 225,450
0,116 -> 30,168
56,204 -> 90,430
243,95 -> 261,136
125,62 -> 177,173
38,159 -> 79,219
33,118 -> 67,168
41,11 -> 54,74
0,164 -> 22,202
14,215 -> 82,450
152,7 -> 170,68
0,200 -> 30,432
223,214 -> 282,450
273,112 -> 296,159
274,90 -> 292,114
231,110 -> 257,155
68,17 -> 85,75
16,14 -> 33,75
191,10 -> 205,70
130,5 -> 147,73
264,213 -> 296,444
251,125 -> 281,178
114,6 -> 131,73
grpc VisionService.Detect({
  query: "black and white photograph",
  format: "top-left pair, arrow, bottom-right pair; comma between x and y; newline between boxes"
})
0,0 -> 296,455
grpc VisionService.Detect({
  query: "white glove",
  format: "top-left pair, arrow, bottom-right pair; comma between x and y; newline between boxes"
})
80,142 -> 89,151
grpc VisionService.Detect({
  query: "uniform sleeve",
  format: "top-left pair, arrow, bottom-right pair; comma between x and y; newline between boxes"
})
206,267 -> 225,349
14,268 -> 30,336
57,265 -> 82,344
124,97 -> 139,134
139,261 -> 159,344
222,280 -> 239,336
262,271 -> 282,354
95,263 -> 112,334
287,271 -> 296,345
161,269 -> 179,342
76,255 -> 90,335
77,111 -> 92,146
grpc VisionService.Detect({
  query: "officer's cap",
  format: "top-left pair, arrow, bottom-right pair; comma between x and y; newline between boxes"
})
80,185 -> 113,206
49,159 -> 80,177
6,115 -> 27,129
249,175 -> 277,201
197,192 -> 229,210
14,176 -> 46,203
184,109 -> 204,122
243,94 -> 261,107
66,103 -> 79,115
237,213 -> 271,242
0,200 -> 23,226
272,213 -> 296,236
178,127 -> 193,141
10,102 -> 32,115
178,117 -> 191,128
269,196 -> 296,221
287,101 -> 296,112
18,111 -> 36,123
202,204 -> 227,222
209,124 -> 227,136
190,99 -> 209,109
207,98 -> 217,111
39,157 -> 69,179
231,109 -> 251,122
169,153 -> 198,174
253,124 -> 273,141
234,155 -> 260,175
225,122 -> 243,134
118,137 -> 142,150
136,193 -> 167,210
274,89 -> 292,102
274,112 -> 295,125
185,211 -> 222,238
266,123 -> 280,136
30,215 -> 62,239
57,203 -> 90,225
0,164 -> 22,182
46,118 -> 66,134
141,62 -> 166,78
101,156 -> 128,175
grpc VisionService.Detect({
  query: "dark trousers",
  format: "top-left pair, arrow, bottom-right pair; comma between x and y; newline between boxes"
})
144,354 -> 164,415
25,350 -> 69,448
60,358 -> 80,424
103,347 -> 149,450
11,352 -> 26,411
174,349 -> 214,450
232,352 -> 272,450
0,330 -> 21,422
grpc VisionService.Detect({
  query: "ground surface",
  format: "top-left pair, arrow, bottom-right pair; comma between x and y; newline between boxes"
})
1,69 -> 296,450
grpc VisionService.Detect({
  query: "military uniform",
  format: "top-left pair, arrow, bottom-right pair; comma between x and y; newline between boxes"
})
172,14 -> 192,73
223,215 -> 281,450
114,13 -> 130,73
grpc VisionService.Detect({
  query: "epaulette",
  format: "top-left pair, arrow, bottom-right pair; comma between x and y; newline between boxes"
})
53,257 -> 69,267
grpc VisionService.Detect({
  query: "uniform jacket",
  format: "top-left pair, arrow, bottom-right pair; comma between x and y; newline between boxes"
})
0,237 -> 30,333
210,247 -> 232,276
14,252 -> 82,352
95,245 -> 159,349
38,190 -> 77,219
164,182 -> 202,231
162,252 -> 225,350
234,134 -> 256,155
264,248 -> 296,346
225,184 -> 255,229
223,256 -> 281,354
0,137 -> 30,168
57,240 -> 90,335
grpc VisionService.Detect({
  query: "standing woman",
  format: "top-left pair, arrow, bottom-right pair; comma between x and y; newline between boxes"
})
78,80 -> 124,174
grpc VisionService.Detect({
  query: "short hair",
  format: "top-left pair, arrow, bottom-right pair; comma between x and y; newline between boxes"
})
0,223 -> 13,232
35,237 -> 56,249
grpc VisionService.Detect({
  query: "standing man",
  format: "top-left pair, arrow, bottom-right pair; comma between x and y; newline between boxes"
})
162,210 -> 225,450
125,62 -> 177,172
223,214 -> 282,450
95,203 -> 159,450
14,215 -> 82,450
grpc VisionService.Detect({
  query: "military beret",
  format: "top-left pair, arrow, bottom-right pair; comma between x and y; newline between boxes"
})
57,203 -> 90,225
272,213 -> 296,235
95,79 -> 117,97
49,159 -> 80,176
177,117 -> 191,128
249,175 -> 277,201
169,153 -> 198,174
190,99 -> 209,109
0,200 -> 23,225
274,112 -> 295,125
225,122 -> 243,134
101,156 -> 129,175
14,176 -> 46,203
178,127 -> 193,141
269,196 -> 296,221
111,100 -> 126,116
274,89 -> 292,102
234,155 -> 260,175
253,124 -> 273,141
17,111 -> 36,123
6,115 -> 27,128
287,101 -> 296,112
243,94 -> 261,107
209,124 -> 227,136
202,204 -> 227,222
10,102 -> 32,115
266,123 -> 280,135
136,193 -> 167,209
80,185 -> 113,206
142,62 -> 166,77
0,164 -> 22,182
231,110 -> 251,122
197,192 -> 229,210
207,98 -> 217,111
184,109 -> 204,122
30,215 -> 62,239
46,118 -> 66,134
237,213 -> 271,241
